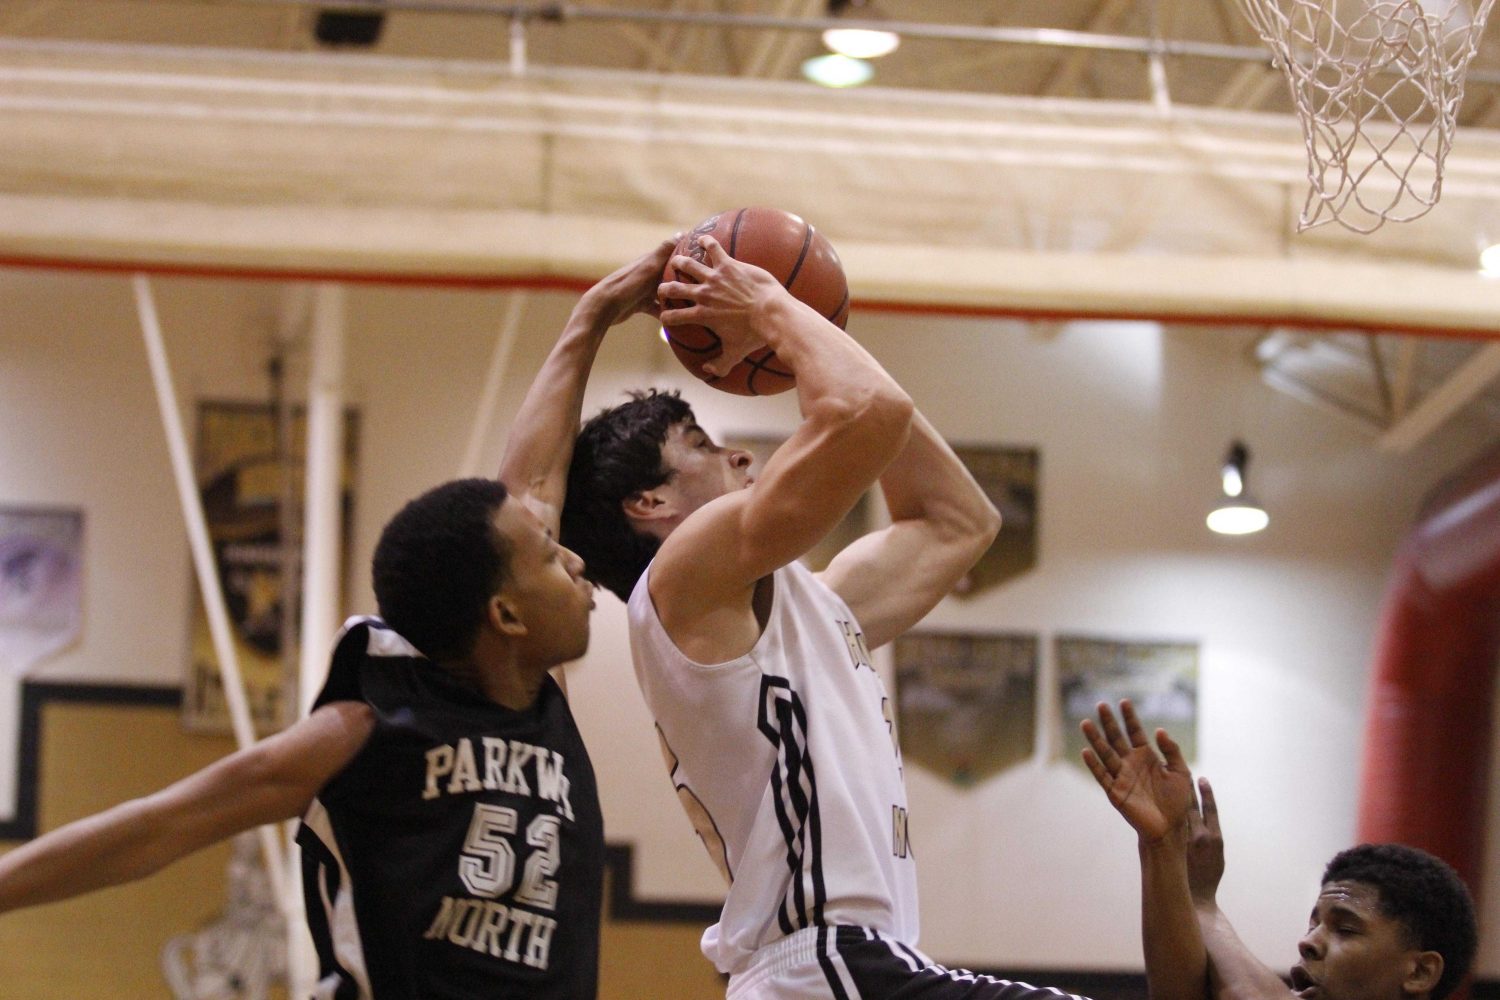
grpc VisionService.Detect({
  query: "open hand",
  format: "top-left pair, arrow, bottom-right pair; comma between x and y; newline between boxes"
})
1186,776 -> 1225,905
658,234 -> 781,378
1080,700 -> 1195,843
579,238 -> 678,329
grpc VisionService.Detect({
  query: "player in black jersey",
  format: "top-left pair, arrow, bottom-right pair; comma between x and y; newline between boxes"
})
0,240 -> 676,999
1081,700 -> 1478,1000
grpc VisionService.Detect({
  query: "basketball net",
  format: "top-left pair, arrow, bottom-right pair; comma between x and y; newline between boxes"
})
1233,0 -> 1498,232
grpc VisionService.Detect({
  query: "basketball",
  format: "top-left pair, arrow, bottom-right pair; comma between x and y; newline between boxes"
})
662,207 -> 850,396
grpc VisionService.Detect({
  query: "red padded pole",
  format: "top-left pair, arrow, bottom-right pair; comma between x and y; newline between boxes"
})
1358,444 -> 1500,933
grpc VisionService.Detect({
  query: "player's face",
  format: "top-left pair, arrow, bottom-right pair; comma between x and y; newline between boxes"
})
657,421 -> 753,517
492,498 -> 594,667
1291,882 -> 1431,1000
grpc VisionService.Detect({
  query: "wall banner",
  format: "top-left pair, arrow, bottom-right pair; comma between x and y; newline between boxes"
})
184,401 -> 359,735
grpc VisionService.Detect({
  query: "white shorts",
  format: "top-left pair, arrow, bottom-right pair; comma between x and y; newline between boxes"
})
727,926 -> 1099,1000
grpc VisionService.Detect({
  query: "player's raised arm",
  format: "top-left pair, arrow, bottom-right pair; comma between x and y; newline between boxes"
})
0,701 -> 371,915
498,239 -> 675,533
1187,778 -> 1299,1000
818,407 -> 999,650
650,236 -> 913,615
1081,700 -> 1208,1000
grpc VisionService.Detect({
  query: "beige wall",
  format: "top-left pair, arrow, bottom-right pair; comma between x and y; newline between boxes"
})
1,264 -> 1496,993
0,695 -> 730,999
0,700 -> 241,998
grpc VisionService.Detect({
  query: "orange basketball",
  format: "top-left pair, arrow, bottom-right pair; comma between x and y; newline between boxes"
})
662,207 -> 850,396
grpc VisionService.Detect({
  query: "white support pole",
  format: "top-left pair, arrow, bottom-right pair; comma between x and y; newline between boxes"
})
298,283 -> 347,717
130,274 -> 290,913
508,14 -> 527,77
458,292 -> 527,479
286,282 -> 348,999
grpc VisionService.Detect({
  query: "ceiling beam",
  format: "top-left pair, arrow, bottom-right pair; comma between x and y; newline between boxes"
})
1212,0 -> 1251,45
742,0 -> 822,80
1379,342 -> 1500,452
1041,0 -> 1134,97
1213,62 -> 1281,109
1390,337 -> 1422,419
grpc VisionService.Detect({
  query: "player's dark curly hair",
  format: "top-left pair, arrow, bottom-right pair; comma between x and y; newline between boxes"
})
562,389 -> 694,602
372,478 -> 511,664
1322,843 -> 1478,1000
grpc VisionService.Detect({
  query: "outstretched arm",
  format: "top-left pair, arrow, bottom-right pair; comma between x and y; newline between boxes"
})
818,409 -> 999,649
1187,778 -> 1296,1000
1081,700 -> 1206,1000
0,701 -> 372,914
652,237 -> 913,629
497,239 -> 676,534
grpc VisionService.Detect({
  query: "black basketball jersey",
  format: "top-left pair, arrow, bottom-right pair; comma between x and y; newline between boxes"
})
297,617 -> 603,1000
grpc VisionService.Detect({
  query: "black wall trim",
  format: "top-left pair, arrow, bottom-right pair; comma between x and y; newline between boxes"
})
1,680 -> 181,841
975,969 -> 1144,1000
603,842 -> 722,924
872,970 -> 1500,1000
7,685 -> 1498,1000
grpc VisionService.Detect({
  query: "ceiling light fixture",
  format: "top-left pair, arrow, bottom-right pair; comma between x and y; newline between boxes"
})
822,0 -> 900,60
822,27 -> 900,59
801,52 -> 875,88
1206,440 -> 1269,536
1480,242 -> 1500,277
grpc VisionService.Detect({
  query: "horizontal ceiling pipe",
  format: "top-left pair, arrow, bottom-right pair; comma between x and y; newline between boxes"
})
241,0 -> 1266,61
5,251 -> 1500,342
216,0 -> 1500,85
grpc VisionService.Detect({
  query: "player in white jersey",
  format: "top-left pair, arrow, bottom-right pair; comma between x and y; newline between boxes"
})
558,235 -> 1101,998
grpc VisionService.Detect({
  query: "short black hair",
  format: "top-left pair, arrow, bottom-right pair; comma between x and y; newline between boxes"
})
1322,843 -> 1478,1000
562,389 -> 694,601
372,478 -> 511,663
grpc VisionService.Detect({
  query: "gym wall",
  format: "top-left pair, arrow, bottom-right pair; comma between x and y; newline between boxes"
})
1,265 -> 1495,997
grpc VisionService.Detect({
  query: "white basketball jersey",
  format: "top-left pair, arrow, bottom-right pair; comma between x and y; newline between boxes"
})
628,559 -> 919,976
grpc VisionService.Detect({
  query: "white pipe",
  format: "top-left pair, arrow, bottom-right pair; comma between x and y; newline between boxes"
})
129,274 -> 290,914
508,15 -> 526,77
286,282 -> 348,999
228,0 -> 1277,63
298,282 -> 346,717
1149,51 -> 1172,117
458,293 -> 526,479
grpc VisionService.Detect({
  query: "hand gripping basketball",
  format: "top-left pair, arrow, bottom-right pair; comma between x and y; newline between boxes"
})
660,207 -> 850,396
660,236 -> 779,380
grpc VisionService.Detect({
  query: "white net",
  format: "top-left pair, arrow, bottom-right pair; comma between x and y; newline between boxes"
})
1234,0 -> 1498,232
161,833 -> 286,1000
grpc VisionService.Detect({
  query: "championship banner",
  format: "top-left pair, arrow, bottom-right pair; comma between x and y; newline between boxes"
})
951,446 -> 1039,597
184,401 -> 359,735
894,630 -> 1039,787
1055,634 -> 1199,766
0,505 -> 83,825
0,506 -> 83,679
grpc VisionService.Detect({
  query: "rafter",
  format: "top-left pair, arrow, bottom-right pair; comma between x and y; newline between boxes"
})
740,0 -> 821,79
1212,62 -> 1281,109
1380,342 -> 1500,452
1212,0 -> 1251,45
1041,0 -> 1134,97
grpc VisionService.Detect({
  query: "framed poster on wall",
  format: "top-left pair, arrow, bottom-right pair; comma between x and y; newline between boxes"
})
1055,633 -> 1198,766
183,401 -> 359,735
0,505 -> 83,827
951,445 -> 1039,596
0,505 -> 83,679
894,630 -> 1039,787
